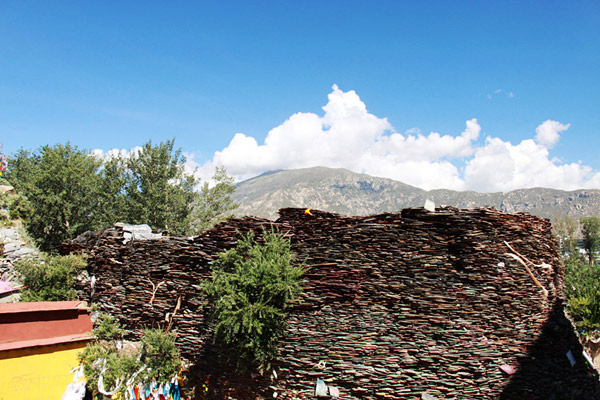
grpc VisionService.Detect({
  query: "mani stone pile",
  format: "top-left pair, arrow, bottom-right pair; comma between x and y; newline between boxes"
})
66,207 -> 600,399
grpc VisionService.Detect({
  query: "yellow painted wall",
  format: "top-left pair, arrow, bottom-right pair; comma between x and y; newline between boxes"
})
0,341 -> 88,400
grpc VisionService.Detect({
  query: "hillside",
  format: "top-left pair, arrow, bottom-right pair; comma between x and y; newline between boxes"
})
233,166 -> 600,220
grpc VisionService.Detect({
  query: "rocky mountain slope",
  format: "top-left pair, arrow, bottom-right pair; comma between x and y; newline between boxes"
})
232,166 -> 600,220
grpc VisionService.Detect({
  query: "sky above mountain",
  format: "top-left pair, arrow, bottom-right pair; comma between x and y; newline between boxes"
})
1,1 -> 599,192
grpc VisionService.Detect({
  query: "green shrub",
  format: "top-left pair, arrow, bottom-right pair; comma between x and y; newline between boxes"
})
80,315 -> 181,400
80,340 -> 139,399
564,257 -> 600,334
14,254 -> 86,302
140,328 -> 181,382
202,229 -> 306,373
93,312 -> 125,341
7,193 -> 33,221
0,209 -> 11,227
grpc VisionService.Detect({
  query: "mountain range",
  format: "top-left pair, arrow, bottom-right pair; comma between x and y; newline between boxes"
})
232,166 -> 600,221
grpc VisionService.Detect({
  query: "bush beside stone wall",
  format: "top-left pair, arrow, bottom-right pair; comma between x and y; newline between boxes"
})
69,207 -> 599,399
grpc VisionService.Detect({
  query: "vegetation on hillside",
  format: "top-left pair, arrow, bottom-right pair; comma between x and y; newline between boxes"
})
0,191 -> 33,224
202,229 -> 306,373
190,166 -> 239,233
564,257 -> 600,333
7,145 -> 103,251
556,216 -> 600,336
1,140 -> 248,396
581,217 -> 600,265
14,254 -> 87,302
5,139 -> 237,251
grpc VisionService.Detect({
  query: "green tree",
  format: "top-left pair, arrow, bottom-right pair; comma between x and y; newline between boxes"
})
4,148 -> 38,194
190,166 -> 238,233
6,139 -> 213,247
202,230 -> 306,373
552,214 -> 580,256
95,156 -> 129,229
564,257 -> 600,333
123,139 -> 197,234
581,217 -> 600,264
6,143 -> 102,251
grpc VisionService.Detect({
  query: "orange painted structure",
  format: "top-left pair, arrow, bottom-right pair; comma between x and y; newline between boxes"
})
0,301 -> 93,400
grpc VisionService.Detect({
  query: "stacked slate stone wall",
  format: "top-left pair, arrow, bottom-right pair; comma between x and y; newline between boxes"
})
67,207 -> 599,399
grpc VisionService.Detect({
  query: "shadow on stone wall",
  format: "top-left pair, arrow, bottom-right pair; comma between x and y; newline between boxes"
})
499,300 -> 600,400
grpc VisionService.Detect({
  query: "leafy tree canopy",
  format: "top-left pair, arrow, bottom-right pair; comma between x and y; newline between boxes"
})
581,217 -> 600,264
6,143 -> 102,250
190,166 -> 239,234
552,214 -> 580,256
121,139 -> 197,235
564,257 -> 600,334
5,139 -> 223,250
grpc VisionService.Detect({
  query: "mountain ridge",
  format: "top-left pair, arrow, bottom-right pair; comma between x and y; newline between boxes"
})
232,166 -> 600,220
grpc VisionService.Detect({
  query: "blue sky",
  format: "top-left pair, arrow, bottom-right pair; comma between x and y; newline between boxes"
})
1,1 -> 599,191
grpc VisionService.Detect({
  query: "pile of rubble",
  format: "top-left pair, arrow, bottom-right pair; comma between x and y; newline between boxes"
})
0,222 -> 38,302
66,207 -> 599,399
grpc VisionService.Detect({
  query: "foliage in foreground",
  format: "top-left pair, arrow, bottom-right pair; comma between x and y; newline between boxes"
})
80,313 -> 181,399
14,254 -> 86,302
202,229 -> 306,373
564,256 -> 600,334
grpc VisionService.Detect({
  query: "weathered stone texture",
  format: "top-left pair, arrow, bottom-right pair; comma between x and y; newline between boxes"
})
67,207 -> 599,399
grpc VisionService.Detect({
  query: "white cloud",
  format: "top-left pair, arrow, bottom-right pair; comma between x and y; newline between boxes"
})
535,119 -> 570,149
464,136 -> 600,192
91,147 -> 142,160
197,85 -> 484,190
486,88 -> 515,100
192,85 -> 598,192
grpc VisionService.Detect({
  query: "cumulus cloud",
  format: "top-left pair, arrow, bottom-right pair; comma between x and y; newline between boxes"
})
463,137 -> 600,192
201,85 -> 393,180
198,85 -> 485,190
195,85 -> 600,192
535,120 -> 570,149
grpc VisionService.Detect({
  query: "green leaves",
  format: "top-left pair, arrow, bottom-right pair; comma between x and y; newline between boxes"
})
5,139 -> 204,250
190,166 -> 239,233
123,139 -> 197,235
6,139 -> 238,251
564,257 -> 600,333
14,254 -> 87,302
203,229 -> 306,373
140,328 -> 181,382
552,214 -> 580,256
581,217 -> 600,264
7,143 -> 102,251
80,323 -> 181,399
